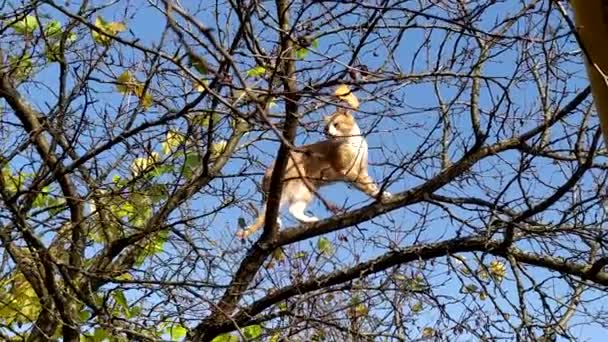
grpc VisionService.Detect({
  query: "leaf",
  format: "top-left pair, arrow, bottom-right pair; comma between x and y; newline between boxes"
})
421,327 -> 434,338
115,71 -> 154,109
352,303 -> 368,317
210,333 -> 239,342
267,100 -> 277,109
183,152 -> 202,179
131,152 -> 160,176
151,230 -> 169,254
113,290 -> 128,309
139,92 -> 153,109
190,113 -> 222,127
116,71 -> 135,94
411,302 -> 423,313
296,47 -> 308,59
79,310 -> 91,322
316,236 -> 333,256
189,53 -> 209,74
168,324 -> 187,341
272,247 -> 285,262
243,324 -> 263,339
92,16 -> 126,46
479,291 -> 487,301
93,327 -> 109,342
489,260 -> 507,282
312,38 -> 320,49
463,284 -> 478,293
238,217 -> 247,229
294,251 -> 307,259
44,20 -> 62,38
246,66 -> 266,78
45,43 -> 62,62
162,130 -> 186,155
210,140 -> 227,158
11,15 -> 38,35
193,78 -> 209,92
115,272 -> 133,281
8,54 -> 33,81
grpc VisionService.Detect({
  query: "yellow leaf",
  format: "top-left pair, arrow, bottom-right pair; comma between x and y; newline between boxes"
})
131,152 -> 160,176
334,84 -> 359,109
106,21 -> 126,33
116,71 -> 135,94
210,140 -> 227,158
479,291 -> 487,301
422,327 -> 434,338
92,16 -> 126,46
489,260 -> 507,282
162,130 -> 186,155
193,79 -> 208,92
139,91 -> 153,109
116,71 -> 154,108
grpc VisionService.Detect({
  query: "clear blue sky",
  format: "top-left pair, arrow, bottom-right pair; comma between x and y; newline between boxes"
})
12,0 -> 606,340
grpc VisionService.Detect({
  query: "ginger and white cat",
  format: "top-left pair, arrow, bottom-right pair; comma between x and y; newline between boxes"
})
237,85 -> 391,239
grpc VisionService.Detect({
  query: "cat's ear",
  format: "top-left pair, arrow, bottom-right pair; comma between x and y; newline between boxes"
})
334,84 -> 359,110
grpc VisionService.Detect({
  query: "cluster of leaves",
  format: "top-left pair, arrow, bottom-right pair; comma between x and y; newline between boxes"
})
91,16 -> 126,46
116,71 -> 154,109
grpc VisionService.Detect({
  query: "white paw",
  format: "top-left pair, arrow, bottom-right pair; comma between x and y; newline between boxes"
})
381,191 -> 393,202
307,216 -> 319,223
296,216 -> 319,223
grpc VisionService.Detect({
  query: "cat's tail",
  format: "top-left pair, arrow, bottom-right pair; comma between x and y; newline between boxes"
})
236,208 -> 266,239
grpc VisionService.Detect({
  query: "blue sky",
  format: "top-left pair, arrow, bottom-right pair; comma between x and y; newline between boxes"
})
4,0 -> 607,340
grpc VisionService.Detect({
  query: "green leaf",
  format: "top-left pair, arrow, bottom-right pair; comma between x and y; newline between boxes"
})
149,164 -> 174,178
296,48 -> 309,59
79,310 -> 91,322
243,325 -> 263,339
463,284 -> 478,293
238,217 -> 247,229
148,184 -> 169,203
190,112 -> 222,127
294,251 -> 307,259
210,334 -> 239,342
8,54 -> 33,81
316,236 -> 333,256
113,290 -> 128,309
189,53 -> 209,74
44,20 -> 62,38
45,43 -> 62,62
93,327 -> 109,342
12,15 -> 38,35
151,230 -> 169,254
246,66 -> 266,78
168,324 -> 187,341
183,153 -> 202,179
312,38 -> 320,49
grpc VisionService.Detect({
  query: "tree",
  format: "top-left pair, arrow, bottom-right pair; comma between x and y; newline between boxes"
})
0,0 -> 606,341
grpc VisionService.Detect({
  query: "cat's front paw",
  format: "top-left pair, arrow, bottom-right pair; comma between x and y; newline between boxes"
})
380,191 -> 393,203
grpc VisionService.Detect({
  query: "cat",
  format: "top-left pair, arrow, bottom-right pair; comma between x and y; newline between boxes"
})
237,85 -> 391,239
